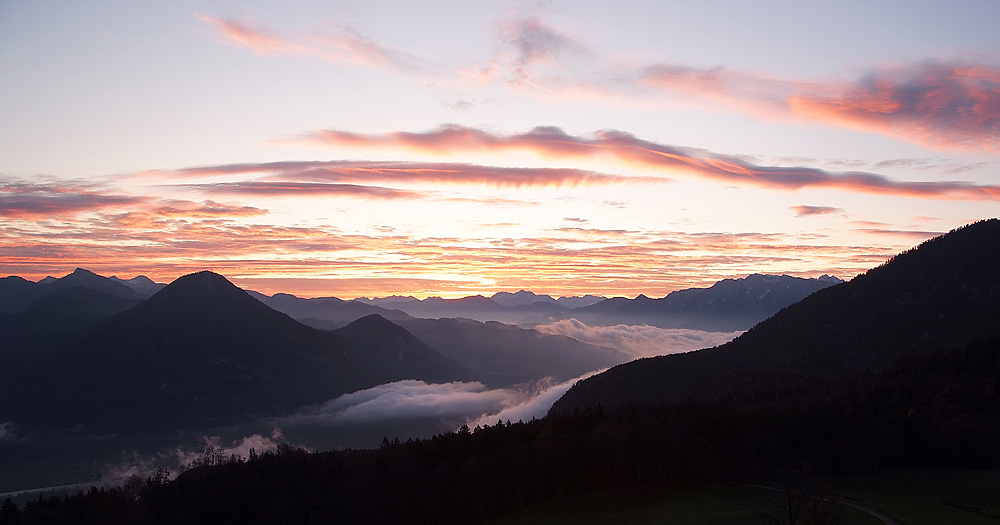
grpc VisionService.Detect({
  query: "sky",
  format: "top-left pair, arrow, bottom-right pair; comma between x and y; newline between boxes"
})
2,0 -> 999,298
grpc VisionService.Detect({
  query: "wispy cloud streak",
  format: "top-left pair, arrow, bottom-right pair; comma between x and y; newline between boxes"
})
792,205 -> 842,217
153,160 -> 669,188
295,125 -> 1000,200
180,181 -> 425,200
0,180 -> 146,217
490,11 -> 588,88
196,14 -> 436,73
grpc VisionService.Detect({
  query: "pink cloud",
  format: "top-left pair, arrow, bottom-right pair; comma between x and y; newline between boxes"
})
152,200 -> 267,218
295,125 -> 1000,200
640,60 -> 1000,152
196,14 -> 432,73
495,11 -> 587,87
853,228 -> 944,239
788,62 -> 1000,152
195,14 -> 305,56
182,181 -> 426,200
0,180 -> 146,218
197,8 -> 1000,152
792,205 -> 843,217
161,160 -> 668,188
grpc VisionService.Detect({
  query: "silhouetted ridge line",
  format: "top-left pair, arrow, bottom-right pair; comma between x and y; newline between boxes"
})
551,218 -> 1000,413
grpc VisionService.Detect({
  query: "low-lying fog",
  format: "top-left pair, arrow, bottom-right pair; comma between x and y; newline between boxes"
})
1,321 -> 739,496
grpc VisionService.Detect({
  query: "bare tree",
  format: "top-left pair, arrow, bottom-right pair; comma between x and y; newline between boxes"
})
753,465 -> 842,525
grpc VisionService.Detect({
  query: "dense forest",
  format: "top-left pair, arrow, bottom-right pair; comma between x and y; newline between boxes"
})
4,334 -> 997,524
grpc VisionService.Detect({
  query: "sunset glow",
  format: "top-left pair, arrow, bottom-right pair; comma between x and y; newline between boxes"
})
2,2 -> 998,298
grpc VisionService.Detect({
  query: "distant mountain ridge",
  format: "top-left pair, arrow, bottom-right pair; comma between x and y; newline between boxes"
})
263,293 -> 412,329
551,219 -> 1000,413
109,274 -> 166,296
345,275 -> 839,329
531,273 -> 842,331
0,268 -> 155,314
489,290 -> 605,308
2,268 -> 838,331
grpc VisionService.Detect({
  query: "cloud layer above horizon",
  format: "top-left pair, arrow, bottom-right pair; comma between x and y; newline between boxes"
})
1,2 -> 997,298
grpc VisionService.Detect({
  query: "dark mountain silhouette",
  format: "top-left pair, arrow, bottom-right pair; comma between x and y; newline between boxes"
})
0,287 -> 144,410
0,268 -> 149,314
0,275 -> 44,314
0,287 -> 143,359
489,290 -> 606,308
396,317 -> 626,387
46,268 -> 146,300
489,289 -> 558,306
551,219 -> 1000,413
353,295 -> 419,307
263,292 -> 411,329
3,271 -> 468,433
371,294 -> 571,325
335,313 -> 468,383
109,274 -> 165,296
535,274 -> 841,331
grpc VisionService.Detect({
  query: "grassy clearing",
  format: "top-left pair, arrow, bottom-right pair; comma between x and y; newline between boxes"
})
831,469 -> 1000,525
492,482 -> 879,524
493,469 -> 1000,524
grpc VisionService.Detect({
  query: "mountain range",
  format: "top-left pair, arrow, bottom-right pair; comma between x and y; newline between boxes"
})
0,268 -> 147,314
0,265 -> 847,435
543,273 -> 842,331
1,268 -> 840,332
265,274 -> 841,329
1,271 -> 469,433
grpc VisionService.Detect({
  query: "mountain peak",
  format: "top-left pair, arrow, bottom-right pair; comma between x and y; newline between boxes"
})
174,270 -> 230,288
491,289 -> 557,307
343,313 -> 393,330
127,271 -> 284,324
46,268 -> 144,300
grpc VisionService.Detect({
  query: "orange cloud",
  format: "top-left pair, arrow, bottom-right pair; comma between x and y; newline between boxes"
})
296,125 -> 1000,200
3,207 -> 898,299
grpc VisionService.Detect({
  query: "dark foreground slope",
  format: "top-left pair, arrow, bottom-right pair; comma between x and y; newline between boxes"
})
8,333 -> 998,524
2,271 -> 468,433
552,219 -> 1000,413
